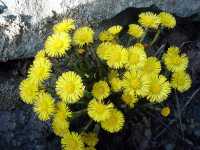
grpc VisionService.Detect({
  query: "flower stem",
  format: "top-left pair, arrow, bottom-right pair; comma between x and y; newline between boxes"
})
72,109 -> 87,118
150,28 -> 161,46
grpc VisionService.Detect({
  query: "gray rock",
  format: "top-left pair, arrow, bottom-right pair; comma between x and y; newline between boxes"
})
0,0 -> 200,61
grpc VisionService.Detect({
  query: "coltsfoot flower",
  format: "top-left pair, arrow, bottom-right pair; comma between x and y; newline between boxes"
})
33,92 -> 55,121
56,71 -> 84,103
87,99 -> 113,122
92,81 -> 110,101
159,12 -> 176,28
171,71 -> 192,92
128,24 -> 144,38
45,32 -> 71,57
122,70 -> 150,97
61,132 -> 84,150
138,12 -> 160,29
19,79 -> 38,104
147,75 -> 171,103
53,19 -> 75,33
73,26 -> 94,47
101,108 -> 125,133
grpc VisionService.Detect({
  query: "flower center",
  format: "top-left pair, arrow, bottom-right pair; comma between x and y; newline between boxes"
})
129,53 -> 140,65
151,83 -> 161,94
65,82 -> 75,94
130,79 -> 141,89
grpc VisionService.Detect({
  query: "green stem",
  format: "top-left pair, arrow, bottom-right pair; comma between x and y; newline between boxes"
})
81,120 -> 93,132
140,28 -> 148,42
72,109 -> 87,118
150,28 -> 161,46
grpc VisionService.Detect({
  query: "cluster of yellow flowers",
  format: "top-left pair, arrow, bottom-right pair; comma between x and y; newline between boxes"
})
19,11 -> 191,150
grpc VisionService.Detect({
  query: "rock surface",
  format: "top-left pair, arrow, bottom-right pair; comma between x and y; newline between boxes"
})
0,0 -> 200,61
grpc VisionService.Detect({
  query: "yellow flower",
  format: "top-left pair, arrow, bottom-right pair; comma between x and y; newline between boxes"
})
128,24 -> 144,38
28,57 -> 52,83
107,25 -> 122,35
61,132 -> 84,150
138,12 -> 160,29
101,108 -> 125,133
147,75 -> 171,103
110,77 -> 123,92
126,44 -> 147,70
161,106 -> 171,117
35,49 -> 46,58
121,92 -> 138,108
99,30 -> 114,42
81,132 -> 99,147
163,46 -> 188,72
19,79 -> 38,104
122,70 -> 150,97
171,71 -> 192,92
56,71 -> 84,103
159,12 -> 176,28
106,44 -> 128,69
55,101 -> 72,119
96,42 -> 113,60
53,19 -> 75,33
52,113 -> 70,137
92,81 -> 110,100
141,57 -> 161,75
87,99 -> 113,122
45,32 -> 71,57
73,26 -> 94,47
33,92 -> 55,121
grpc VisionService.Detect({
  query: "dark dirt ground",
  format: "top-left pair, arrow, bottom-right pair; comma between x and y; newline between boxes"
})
0,7 -> 200,150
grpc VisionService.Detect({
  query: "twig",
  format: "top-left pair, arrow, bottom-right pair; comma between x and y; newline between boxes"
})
175,90 -> 184,138
181,87 -> 200,113
155,43 -> 166,57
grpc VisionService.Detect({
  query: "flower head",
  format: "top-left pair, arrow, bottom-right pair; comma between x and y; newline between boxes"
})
52,113 -> 70,137
81,132 -> 99,147
106,44 -> 128,69
147,75 -> 171,103
171,71 -> 192,92
73,27 -> 94,47
28,57 -> 52,83
107,25 -> 122,35
96,42 -> 113,60
53,19 -> 75,33
159,12 -> 176,28
138,12 -> 160,29
99,30 -> 114,42
126,44 -> 147,70
141,57 -> 161,75
161,106 -> 171,117
45,32 -> 71,57
122,70 -> 150,97
19,79 -> 38,104
121,92 -> 138,108
55,101 -> 72,119
110,77 -> 123,92
35,49 -> 46,59
163,46 -> 188,72
61,132 -> 84,150
92,81 -> 110,100
56,71 -> 84,103
128,24 -> 144,38
33,92 -> 55,121
101,108 -> 125,133
87,99 -> 113,122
